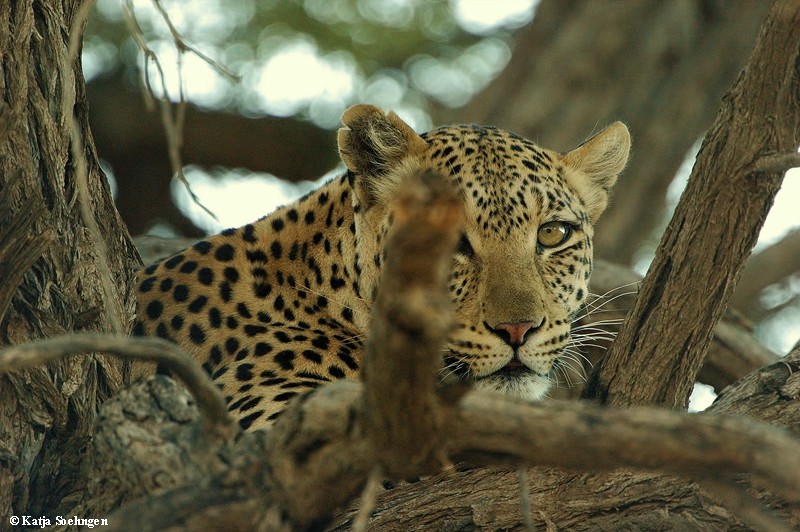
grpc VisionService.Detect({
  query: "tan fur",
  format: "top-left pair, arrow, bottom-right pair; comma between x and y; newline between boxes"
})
560,122 -> 631,222
338,105 -> 428,208
134,105 -> 630,430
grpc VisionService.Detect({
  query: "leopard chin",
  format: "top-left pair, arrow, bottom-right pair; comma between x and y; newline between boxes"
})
472,367 -> 551,401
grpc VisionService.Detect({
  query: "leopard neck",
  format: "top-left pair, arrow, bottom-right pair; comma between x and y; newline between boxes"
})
246,174 -> 374,335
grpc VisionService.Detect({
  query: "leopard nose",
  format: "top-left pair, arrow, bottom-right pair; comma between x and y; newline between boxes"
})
491,319 -> 544,347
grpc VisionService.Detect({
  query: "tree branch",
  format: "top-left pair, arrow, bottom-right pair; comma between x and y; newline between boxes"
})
363,172 -> 463,479
0,335 -> 235,441
753,152 -> 800,174
584,0 -> 800,409
449,394 -> 800,505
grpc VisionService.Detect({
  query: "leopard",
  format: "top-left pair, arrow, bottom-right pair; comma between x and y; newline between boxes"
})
133,104 -> 630,431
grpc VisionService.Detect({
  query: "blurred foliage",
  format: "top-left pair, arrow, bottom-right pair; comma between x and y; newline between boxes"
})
85,0 -> 535,128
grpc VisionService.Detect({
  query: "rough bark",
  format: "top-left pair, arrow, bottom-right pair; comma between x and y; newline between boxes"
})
0,1 -> 138,522
87,74 -> 338,236
454,0 -> 770,265
583,0 -> 800,409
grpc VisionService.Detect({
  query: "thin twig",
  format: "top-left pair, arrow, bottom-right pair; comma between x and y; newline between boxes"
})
753,152 -> 800,174
151,0 -> 240,82
352,467 -> 383,532
0,334 -> 236,441
121,1 -> 156,110
122,0 -> 219,223
517,466 -> 534,531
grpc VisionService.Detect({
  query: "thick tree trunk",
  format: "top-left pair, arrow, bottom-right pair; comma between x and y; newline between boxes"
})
0,1 -> 138,521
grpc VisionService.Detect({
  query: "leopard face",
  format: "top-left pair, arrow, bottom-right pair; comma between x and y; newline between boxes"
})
134,104 -> 630,430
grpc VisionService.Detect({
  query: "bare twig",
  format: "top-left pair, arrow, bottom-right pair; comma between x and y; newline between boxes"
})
518,466 -> 534,531
151,0 -> 240,83
0,334 -> 235,441
753,152 -> 800,174
352,467 -> 383,532
122,0 -> 221,223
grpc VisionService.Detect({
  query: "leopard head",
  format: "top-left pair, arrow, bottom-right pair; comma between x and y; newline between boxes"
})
338,104 -> 630,400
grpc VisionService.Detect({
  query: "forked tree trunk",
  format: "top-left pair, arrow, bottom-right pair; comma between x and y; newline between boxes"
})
0,1 -> 138,521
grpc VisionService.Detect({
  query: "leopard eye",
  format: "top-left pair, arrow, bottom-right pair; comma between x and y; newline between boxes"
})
455,233 -> 475,258
537,221 -> 573,248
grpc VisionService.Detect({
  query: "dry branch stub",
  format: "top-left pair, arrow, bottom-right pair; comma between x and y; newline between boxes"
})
363,171 -> 464,480
585,0 -> 800,409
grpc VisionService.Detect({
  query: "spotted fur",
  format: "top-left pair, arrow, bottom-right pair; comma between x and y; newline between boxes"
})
134,104 -> 630,431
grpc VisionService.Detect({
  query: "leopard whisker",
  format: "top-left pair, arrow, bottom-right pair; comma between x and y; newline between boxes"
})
571,321 -> 623,333
569,341 -> 611,351
587,280 -> 641,302
560,347 -> 593,368
579,286 -> 638,316
572,336 -> 618,347
571,331 -> 618,342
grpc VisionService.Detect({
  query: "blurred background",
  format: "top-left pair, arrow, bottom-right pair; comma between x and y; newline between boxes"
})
83,0 -> 800,404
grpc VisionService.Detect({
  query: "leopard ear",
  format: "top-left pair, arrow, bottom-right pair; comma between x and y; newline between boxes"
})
338,104 -> 428,208
560,122 -> 631,222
